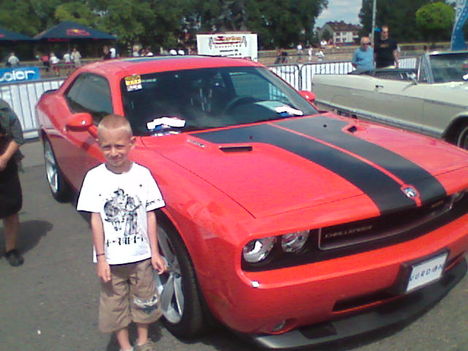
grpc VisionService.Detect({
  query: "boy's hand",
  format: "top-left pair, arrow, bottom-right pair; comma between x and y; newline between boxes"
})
152,254 -> 167,274
97,259 -> 111,282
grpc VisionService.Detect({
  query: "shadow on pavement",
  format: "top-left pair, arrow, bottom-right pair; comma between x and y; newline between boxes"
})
0,219 -> 52,256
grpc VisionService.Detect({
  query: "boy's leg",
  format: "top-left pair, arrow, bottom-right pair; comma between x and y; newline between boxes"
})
115,327 -> 133,351
130,260 -> 162,349
135,323 -> 149,346
99,265 -> 133,348
135,323 -> 159,351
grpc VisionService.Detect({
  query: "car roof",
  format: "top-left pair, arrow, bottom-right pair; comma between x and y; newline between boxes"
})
79,55 -> 263,79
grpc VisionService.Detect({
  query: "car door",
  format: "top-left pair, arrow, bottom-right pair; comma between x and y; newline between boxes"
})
364,71 -> 424,131
59,73 -> 113,189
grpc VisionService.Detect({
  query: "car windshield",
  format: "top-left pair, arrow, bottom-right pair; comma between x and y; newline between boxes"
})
121,66 -> 317,136
429,52 -> 468,83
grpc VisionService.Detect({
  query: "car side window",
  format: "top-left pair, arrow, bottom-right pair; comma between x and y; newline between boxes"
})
65,73 -> 113,123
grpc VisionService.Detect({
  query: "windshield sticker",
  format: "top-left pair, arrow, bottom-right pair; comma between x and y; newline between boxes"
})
254,101 -> 304,117
275,105 -> 303,116
125,75 -> 142,91
147,117 -> 186,135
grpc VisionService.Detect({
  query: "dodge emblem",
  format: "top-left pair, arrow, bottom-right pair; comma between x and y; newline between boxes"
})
402,186 -> 418,199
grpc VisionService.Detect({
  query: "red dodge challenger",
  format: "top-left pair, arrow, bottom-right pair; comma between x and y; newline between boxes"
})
36,56 -> 468,349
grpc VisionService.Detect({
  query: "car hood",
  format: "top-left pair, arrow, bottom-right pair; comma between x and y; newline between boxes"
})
140,115 -> 466,218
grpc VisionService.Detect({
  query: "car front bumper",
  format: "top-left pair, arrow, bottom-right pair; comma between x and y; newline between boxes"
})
248,258 -> 466,349
200,213 -> 467,348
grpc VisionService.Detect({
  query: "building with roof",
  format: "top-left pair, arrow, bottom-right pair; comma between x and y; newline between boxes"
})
318,21 -> 361,46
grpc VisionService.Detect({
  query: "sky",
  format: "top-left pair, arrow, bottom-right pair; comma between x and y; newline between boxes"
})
315,0 -> 362,28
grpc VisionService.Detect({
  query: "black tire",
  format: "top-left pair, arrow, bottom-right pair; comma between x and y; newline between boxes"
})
43,138 -> 71,202
155,221 -> 206,338
455,123 -> 468,150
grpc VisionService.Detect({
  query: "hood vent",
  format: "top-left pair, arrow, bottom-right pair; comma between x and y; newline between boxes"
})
219,145 -> 253,153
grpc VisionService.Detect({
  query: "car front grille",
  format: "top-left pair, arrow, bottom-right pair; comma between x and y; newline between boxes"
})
318,196 -> 456,250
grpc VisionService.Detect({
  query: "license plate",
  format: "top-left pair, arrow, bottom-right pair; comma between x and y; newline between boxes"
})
405,252 -> 448,293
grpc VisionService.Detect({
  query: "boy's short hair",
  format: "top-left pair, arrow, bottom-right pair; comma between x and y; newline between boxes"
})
97,114 -> 133,138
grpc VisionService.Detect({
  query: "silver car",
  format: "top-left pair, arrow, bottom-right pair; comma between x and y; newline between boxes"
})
311,50 -> 468,149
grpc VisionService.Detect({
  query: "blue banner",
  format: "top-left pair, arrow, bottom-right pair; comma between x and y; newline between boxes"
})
0,66 -> 41,84
451,0 -> 468,50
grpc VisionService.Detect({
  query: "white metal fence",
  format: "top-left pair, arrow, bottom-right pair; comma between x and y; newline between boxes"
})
1,57 -> 417,139
0,79 -> 64,138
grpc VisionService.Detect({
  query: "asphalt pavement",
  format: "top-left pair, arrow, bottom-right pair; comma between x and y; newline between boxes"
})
0,140 -> 467,351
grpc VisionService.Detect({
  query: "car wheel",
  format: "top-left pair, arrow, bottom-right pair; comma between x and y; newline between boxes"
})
155,222 -> 206,338
455,123 -> 468,150
43,138 -> 71,202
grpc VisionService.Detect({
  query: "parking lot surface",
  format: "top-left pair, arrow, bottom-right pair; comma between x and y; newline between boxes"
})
0,140 -> 467,351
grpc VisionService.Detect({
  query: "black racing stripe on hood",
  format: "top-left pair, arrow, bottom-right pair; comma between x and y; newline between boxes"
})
194,124 -> 415,213
276,117 -> 446,203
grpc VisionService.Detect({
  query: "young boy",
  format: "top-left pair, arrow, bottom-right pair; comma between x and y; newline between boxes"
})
77,114 -> 166,351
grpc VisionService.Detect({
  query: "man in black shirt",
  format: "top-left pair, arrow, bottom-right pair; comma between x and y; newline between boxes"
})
374,25 -> 399,68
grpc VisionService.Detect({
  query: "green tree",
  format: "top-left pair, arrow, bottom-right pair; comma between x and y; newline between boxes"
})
55,2 -> 96,24
0,0 -> 331,53
321,28 -> 332,42
0,0 -> 45,36
247,0 -> 328,49
416,2 -> 454,43
359,0 -> 434,41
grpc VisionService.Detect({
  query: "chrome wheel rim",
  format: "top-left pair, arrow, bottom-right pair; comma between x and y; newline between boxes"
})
155,229 -> 184,324
44,141 -> 59,194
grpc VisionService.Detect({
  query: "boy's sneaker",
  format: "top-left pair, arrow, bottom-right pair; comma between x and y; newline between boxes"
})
135,339 -> 157,351
5,249 -> 24,267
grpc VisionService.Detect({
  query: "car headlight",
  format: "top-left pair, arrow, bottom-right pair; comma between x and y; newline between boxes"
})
281,231 -> 310,253
243,237 -> 276,263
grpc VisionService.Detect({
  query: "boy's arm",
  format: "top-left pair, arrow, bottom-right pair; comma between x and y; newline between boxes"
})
91,212 -> 111,282
147,211 -> 167,274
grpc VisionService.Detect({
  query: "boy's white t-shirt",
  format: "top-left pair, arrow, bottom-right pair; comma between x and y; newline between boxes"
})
77,163 -> 165,265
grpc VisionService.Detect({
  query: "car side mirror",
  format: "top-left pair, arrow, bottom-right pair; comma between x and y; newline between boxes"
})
66,112 -> 98,137
299,90 -> 316,103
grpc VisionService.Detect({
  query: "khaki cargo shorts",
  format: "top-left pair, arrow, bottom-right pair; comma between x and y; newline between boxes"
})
99,259 -> 162,333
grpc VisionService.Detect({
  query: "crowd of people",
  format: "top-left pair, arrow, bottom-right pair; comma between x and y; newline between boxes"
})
36,47 -> 82,75
2,44 -> 194,73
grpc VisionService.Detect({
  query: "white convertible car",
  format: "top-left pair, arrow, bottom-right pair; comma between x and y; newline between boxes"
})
311,50 -> 468,149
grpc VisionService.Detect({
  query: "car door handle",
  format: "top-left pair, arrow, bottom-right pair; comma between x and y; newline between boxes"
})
375,84 -> 384,89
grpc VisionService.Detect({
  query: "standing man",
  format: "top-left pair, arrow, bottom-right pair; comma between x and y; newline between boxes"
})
6,52 -> 20,67
352,36 -> 375,72
0,99 -> 24,267
374,25 -> 399,68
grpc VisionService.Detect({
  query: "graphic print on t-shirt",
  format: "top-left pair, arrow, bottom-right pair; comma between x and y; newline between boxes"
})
103,188 -> 145,247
